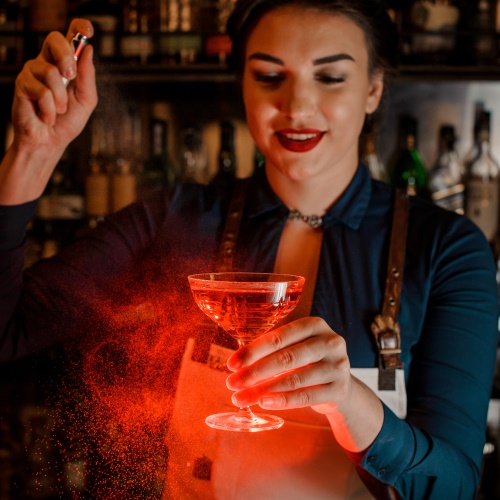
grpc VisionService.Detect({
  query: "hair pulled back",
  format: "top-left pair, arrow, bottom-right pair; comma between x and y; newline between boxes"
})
226,0 -> 399,79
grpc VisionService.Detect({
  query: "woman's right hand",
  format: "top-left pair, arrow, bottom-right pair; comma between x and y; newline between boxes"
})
0,18 -> 97,205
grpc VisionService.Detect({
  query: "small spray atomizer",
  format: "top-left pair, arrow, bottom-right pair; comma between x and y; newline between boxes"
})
62,33 -> 88,87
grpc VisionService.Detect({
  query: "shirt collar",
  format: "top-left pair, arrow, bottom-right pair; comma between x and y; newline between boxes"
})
246,164 -> 372,231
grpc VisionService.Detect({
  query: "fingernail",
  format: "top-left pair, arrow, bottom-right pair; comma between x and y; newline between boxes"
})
260,397 -> 275,408
227,355 -> 242,371
65,66 -> 76,80
226,374 -> 241,390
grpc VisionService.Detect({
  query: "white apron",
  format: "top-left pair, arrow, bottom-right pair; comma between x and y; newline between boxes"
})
162,338 -> 406,500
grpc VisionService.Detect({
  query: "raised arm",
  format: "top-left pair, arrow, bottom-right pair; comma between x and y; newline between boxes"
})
0,18 -> 97,205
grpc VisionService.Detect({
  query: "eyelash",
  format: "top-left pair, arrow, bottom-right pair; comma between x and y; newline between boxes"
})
253,72 -> 345,86
254,73 -> 284,85
316,74 -> 345,84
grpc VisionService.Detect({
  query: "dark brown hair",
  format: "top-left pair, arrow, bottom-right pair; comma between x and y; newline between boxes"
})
227,0 -> 399,79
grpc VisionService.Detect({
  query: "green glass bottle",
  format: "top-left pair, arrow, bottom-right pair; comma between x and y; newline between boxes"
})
140,118 -> 176,198
390,114 -> 429,198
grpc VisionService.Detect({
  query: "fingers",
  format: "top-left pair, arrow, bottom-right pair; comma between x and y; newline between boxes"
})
230,360 -> 350,410
234,379 -> 348,411
40,19 -> 94,86
14,20 -> 97,127
226,317 -> 351,411
227,316 -> 332,370
40,31 -> 76,85
227,334 -> 341,388
72,44 -> 98,112
230,361 -> 341,407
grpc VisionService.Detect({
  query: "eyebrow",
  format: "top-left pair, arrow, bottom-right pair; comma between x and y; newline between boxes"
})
247,52 -> 355,65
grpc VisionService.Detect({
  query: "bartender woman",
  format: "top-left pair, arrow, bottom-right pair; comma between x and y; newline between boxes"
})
0,0 -> 498,498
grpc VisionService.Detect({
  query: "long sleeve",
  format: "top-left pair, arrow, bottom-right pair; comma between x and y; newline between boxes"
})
352,211 -> 499,498
0,193 -> 170,361
0,180 -> 227,363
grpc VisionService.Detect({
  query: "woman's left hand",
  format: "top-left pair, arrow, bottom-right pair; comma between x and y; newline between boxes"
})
226,316 -> 352,415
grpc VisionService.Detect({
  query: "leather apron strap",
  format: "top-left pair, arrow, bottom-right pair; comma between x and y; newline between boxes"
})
215,178 -> 251,273
191,178 -> 250,363
371,189 -> 410,390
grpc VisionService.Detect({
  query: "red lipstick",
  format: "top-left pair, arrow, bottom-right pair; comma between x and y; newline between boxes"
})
276,129 -> 325,153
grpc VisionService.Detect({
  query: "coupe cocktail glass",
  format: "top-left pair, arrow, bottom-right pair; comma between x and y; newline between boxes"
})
187,272 -> 305,432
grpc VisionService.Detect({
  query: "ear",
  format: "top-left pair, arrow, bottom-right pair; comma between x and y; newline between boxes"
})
365,70 -> 384,115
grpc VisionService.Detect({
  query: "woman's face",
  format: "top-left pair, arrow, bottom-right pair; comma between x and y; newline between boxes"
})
242,6 -> 384,184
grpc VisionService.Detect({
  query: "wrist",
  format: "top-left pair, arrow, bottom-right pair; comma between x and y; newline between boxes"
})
0,140 -> 65,205
323,376 -> 384,452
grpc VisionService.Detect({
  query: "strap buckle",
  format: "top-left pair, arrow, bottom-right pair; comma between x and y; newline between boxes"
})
371,314 -> 404,390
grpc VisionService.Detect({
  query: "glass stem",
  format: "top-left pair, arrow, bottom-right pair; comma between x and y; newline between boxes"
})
235,406 -> 256,420
234,339 -> 257,420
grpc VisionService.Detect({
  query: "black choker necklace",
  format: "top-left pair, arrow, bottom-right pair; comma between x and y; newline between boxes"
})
288,209 -> 323,229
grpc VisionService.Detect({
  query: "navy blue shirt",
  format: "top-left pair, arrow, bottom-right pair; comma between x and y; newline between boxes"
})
0,164 -> 498,498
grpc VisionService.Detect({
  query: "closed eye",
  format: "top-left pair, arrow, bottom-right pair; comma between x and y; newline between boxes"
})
315,74 -> 345,85
253,72 -> 285,86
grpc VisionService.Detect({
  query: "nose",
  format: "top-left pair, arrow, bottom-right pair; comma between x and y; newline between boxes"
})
279,78 -> 317,120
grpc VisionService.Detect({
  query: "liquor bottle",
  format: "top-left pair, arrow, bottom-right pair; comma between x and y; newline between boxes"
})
463,102 -> 486,168
212,120 -> 237,184
120,0 -> 153,64
35,151 -> 85,257
0,0 -> 23,65
471,0 -> 497,64
408,0 -> 460,64
154,0 -> 178,64
112,158 -> 137,212
360,127 -> 386,182
428,125 -> 465,214
465,111 -> 500,242
155,0 -> 202,64
140,117 -> 175,198
85,160 -> 110,229
390,114 -> 429,197
178,124 -> 209,184
458,0 -> 497,64
254,146 -> 265,171
204,0 -> 235,64
178,0 -> 202,64
85,118 -> 111,228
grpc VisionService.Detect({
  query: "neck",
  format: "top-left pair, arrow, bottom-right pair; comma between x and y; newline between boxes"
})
265,161 -> 358,216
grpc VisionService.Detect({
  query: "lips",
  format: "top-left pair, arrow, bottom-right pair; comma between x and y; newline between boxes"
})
276,129 -> 326,153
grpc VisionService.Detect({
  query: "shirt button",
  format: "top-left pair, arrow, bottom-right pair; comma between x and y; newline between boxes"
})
367,455 -> 376,464
378,468 -> 386,477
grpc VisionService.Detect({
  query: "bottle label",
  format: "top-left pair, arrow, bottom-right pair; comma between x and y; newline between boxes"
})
37,194 -> 85,220
85,174 -> 110,217
112,174 -> 137,212
465,178 -> 499,241
431,184 -> 465,213
120,34 -> 153,60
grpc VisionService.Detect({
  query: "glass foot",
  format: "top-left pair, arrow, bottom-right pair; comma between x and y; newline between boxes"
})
205,411 -> 284,432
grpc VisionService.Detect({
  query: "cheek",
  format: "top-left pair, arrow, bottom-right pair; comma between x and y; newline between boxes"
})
244,100 -> 275,146
323,92 -> 367,135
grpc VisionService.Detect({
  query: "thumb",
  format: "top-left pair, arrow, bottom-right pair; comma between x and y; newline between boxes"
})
73,44 -> 98,109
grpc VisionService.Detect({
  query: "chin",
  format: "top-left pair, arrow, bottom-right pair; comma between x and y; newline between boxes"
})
274,163 -> 319,183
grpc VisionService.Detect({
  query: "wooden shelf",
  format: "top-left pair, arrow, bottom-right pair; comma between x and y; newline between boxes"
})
1,61 -> 500,86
